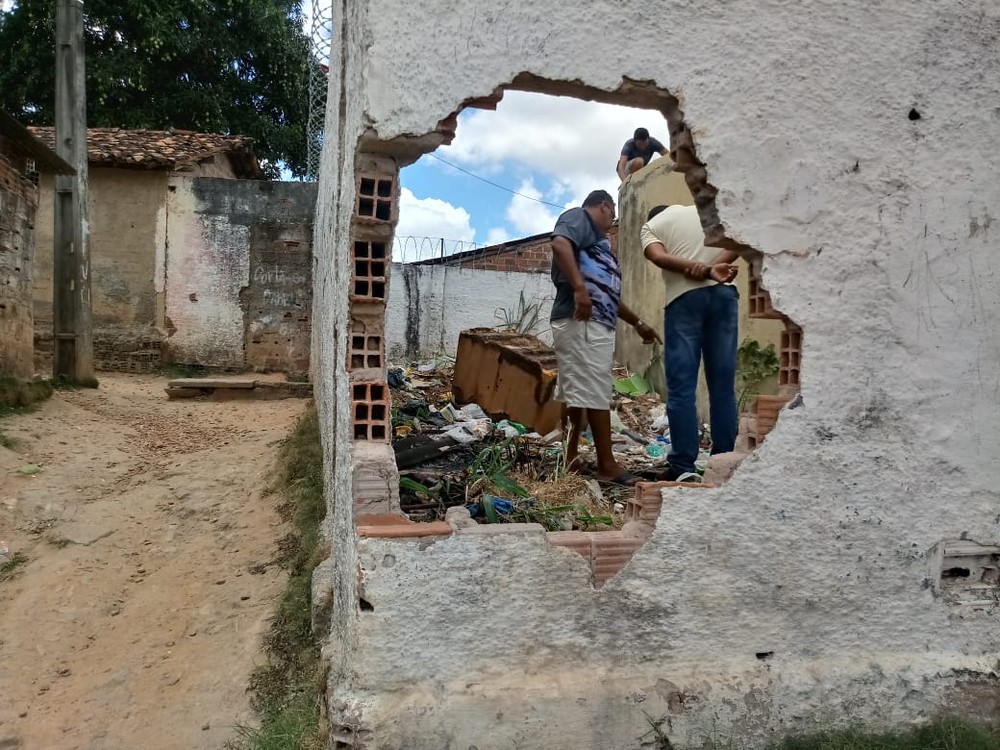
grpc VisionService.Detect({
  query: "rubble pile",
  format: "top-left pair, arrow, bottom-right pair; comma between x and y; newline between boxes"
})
387,358 -> 713,532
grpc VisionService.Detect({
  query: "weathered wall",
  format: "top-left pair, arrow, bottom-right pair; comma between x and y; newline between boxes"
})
617,158 -> 785,402
164,176 -> 317,369
316,1 -> 1000,748
0,145 -> 38,379
384,263 -> 554,362
34,169 -> 165,328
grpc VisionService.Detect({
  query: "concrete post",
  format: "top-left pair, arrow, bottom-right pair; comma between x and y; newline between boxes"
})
53,0 -> 93,379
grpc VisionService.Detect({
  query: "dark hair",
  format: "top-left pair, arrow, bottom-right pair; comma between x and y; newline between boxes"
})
583,190 -> 614,208
647,204 -> 670,220
634,127 -> 650,141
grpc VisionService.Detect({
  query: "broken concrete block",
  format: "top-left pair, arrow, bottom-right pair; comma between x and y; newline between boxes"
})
702,451 -> 750,486
451,328 -> 562,435
445,506 -> 477,530
353,442 -> 401,516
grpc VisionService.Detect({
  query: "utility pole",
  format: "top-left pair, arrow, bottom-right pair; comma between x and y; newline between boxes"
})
53,0 -> 93,380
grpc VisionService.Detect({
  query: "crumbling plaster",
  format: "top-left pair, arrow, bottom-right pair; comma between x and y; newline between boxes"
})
313,1 -> 1000,748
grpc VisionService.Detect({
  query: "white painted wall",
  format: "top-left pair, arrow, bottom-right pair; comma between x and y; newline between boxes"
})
383,262 -> 553,362
314,2 -> 1000,748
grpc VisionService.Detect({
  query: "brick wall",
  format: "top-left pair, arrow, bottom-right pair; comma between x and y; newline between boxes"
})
0,141 -> 38,378
427,223 -> 619,274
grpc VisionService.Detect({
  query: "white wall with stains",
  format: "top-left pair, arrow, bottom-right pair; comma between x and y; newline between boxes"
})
383,263 -> 554,362
313,1 -> 1000,748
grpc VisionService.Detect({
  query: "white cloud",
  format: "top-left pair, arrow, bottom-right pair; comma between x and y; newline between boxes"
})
505,180 -> 562,236
440,91 -> 668,207
485,227 -> 512,246
393,188 -> 480,260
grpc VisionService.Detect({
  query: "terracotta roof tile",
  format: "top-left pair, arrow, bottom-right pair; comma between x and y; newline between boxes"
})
26,127 -> 261,178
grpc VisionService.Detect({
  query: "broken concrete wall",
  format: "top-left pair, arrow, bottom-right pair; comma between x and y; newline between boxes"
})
0,143 -> 38,379
164,176 -> 317,369
314,1 -> 1000,748
383,262 -> 554,362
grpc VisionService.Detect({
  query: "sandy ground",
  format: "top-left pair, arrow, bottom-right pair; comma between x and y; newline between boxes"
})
0,373 -> 307,750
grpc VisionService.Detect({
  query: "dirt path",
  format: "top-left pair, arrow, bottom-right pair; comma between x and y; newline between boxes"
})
0,374 -> 307,750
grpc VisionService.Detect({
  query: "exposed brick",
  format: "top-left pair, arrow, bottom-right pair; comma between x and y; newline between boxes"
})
547,530 -> 592,560
592,532 -> 646,585
753,394 -> 792,442
747,257 -> 783,319
625,481 -> 716,524
354,171 -> 397,224
452,328 -> 562,434
352,239 -> 388,302
352,381 -> 390,441
779,324 -> 802,388
349,316 -> 384,371
357,517 -> 452,538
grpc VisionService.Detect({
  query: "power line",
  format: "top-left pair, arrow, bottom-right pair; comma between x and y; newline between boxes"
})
427,153 -> 566,209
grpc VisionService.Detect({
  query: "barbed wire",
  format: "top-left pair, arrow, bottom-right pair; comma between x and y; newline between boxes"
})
392,236 -> 481,264
305,0 -> 332,181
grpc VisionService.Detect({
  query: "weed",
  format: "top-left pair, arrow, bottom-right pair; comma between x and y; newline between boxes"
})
0,552 -> 28,582
768,716 -> 1000,750
50,374 -> 100,390
0,433 -> 17,450
225,404 -> 326,750
494,290 -> 547,336
636,712 -> 674,749
736,338 -> 779,414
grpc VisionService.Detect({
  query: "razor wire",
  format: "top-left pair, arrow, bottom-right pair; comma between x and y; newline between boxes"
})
304,0 -> 332,181
392,236 -> 482,264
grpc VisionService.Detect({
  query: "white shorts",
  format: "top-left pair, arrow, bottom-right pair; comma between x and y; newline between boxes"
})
551,318 -> 615,411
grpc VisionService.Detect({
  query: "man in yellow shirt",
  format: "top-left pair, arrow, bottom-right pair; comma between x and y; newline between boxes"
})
641,204 -> 739,481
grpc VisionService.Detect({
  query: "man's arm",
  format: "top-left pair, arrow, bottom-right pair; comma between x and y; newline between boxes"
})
551,235 -> 592,320
644,240 -> 737,284
617,302 -> 662,344
616,154 -> 629,181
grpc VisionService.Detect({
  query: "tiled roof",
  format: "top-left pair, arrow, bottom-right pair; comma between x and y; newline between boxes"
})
0,110 -> 74,175
27,127 -> 260,178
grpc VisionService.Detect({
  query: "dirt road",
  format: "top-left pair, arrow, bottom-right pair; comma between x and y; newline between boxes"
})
0,374 -> 306,750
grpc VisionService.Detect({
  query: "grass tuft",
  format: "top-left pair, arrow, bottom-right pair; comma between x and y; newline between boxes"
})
0,552 -> 28,582
225,404 -> 327,750
767,717 -> 1000,750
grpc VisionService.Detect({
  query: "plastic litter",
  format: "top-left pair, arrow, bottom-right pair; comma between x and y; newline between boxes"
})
645,444 -> 667,458
17,465 -> 42,475
458,403 -> 489,420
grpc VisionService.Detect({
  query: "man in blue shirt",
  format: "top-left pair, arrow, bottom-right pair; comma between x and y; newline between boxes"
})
550,190 -> 661,485
617,127 -> 668,182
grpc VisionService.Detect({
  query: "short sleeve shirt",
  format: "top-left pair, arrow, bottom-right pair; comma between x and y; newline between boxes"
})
549,207 -> 621,330
620,136 -> 666,166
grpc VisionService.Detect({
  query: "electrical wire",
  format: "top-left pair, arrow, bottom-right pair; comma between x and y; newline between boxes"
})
427,152 -> 565,209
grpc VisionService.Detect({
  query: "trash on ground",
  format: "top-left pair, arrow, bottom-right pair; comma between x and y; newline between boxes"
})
387,356 -> 711,531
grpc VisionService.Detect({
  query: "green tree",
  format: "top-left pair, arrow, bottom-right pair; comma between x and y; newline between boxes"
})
0,0 -> 311,178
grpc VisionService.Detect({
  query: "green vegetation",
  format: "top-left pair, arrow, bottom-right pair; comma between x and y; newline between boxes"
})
735,338 -> 780,414
226,405 -> 327,750
0,552 -> 28,582
636,717 -> 1000,750
768,718 -> 1000,750
0,0 -> 311,177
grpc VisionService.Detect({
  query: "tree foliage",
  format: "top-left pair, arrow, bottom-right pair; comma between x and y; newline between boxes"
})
0,0 -> 311,178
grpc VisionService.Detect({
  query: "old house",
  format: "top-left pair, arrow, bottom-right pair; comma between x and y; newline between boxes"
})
0,111 -> 73,379
26,128 -> 317,374
28,127 -> 261,371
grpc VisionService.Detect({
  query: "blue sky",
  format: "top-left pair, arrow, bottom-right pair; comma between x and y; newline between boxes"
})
394,91 -> 669,262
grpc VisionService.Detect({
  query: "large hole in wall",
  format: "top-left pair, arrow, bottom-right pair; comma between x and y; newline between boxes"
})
348,74 -> 802,589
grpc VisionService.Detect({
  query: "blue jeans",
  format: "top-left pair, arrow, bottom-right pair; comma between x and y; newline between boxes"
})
663,284 -> 739,474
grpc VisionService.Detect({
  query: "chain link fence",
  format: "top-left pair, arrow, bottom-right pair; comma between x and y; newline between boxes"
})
305,0 -> 332,181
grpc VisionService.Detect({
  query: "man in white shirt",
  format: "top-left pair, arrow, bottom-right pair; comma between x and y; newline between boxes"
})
641,204 -> 740,481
